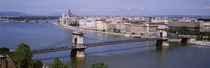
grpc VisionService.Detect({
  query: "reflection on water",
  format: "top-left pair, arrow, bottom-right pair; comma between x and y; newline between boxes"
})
1,21 -> 210,68
71,57 -> 85,68
156,47 -> 169,68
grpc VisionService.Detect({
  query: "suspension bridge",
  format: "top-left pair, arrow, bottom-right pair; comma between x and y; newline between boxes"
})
31,25 -> 196,58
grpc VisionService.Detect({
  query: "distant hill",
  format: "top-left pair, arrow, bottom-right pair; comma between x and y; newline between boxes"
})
155,15 -> 210,18
0,12 -> 32,16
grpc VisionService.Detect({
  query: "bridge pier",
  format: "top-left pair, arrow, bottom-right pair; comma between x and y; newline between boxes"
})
181,38 -> 189,43
71,48 -> 85,58
156,39 -> 169,49
181,36 -> 196,44
71,57 -> 85,68
70,32 -> 86,58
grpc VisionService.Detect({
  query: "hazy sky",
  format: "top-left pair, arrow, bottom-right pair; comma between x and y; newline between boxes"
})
0,0 -> 210,16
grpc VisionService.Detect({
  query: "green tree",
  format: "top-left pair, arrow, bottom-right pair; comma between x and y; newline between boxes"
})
31,60 -> 43,68
208,36 -> 210,41
49,57 -> 68,68
197,35 -> 201,40
89,61 -> 108,68
113,28 -> 120,33
8,43 -> 43,68
0,47 -> 9,55
13,43 -> 33,68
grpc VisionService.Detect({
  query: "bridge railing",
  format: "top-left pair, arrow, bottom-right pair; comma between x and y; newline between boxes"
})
71,45 -> 86,49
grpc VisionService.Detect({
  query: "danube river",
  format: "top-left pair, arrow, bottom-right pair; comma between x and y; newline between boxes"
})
1,21 -> 210,68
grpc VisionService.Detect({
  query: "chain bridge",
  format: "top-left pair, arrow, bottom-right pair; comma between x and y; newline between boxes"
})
31,25 -> 196,58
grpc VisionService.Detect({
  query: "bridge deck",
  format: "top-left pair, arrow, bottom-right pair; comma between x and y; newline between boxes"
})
31,31 -> 190,54
31,38 -> 159,54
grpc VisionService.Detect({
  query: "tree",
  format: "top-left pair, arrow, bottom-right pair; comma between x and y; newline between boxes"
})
0,47 -> 9,55
113,28 -> 120,33
89,61 -> 108,68
8,43 -> 43,68
31,60 -> 43,68
13,43 -> 33,68
49,57 -> 68,68
208,36 -> 210,41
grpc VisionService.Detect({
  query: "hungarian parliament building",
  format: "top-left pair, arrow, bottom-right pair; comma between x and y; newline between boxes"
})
59,9 -> 78,26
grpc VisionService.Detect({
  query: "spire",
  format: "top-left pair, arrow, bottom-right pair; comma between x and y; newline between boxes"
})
68,9 -> 71,12
62,13 -> 65,17
67,9 -> 72,17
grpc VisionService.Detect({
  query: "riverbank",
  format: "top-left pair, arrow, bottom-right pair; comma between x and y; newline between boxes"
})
8,19 -> 51,23
52,22 -> 128,37
52,22 -> 210,47
191,41 -> 210,46
168,39 -> 210,46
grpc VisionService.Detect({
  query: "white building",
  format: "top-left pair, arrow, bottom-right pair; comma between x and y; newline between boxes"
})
60,9 -> 78,26
96,20 -> 103,30
79,18 -> 97,30
78,19 -> 86,28
200,21 -> 210,32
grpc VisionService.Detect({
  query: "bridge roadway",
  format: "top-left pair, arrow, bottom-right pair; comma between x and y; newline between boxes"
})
31,38 -> 160,54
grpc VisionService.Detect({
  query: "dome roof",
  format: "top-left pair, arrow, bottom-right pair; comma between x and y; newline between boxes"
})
67,9 -> 72,16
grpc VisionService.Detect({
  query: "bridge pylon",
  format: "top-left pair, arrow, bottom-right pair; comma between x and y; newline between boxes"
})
157,24 -> 168,38
71,32 -> 86,58
156,24 -> 169,49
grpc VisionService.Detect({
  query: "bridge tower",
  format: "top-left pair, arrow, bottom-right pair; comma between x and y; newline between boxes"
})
156,24 -> 169,48
157,25 -> 168,38
71,32 -> 86,58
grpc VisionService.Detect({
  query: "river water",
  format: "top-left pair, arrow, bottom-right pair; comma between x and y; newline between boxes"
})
1,21 -> 210,68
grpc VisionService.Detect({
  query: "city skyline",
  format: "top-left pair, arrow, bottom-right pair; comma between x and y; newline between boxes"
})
0,0 -> 210,16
